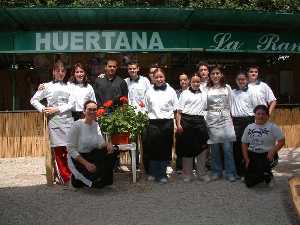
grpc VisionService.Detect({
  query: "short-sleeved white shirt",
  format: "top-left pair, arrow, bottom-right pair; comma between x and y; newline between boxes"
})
124,75 -> 151,112
242,121 -> 284,153
248,81 -> 276,106
177,89 -> 207,116
231,86 -> 256,117
145,84 -> 178,119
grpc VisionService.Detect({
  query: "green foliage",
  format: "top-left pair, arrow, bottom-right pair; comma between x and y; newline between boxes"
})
97,102 -> 149,140
1,0 -> 300,11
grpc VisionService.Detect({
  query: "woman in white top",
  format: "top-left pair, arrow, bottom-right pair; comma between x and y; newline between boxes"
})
206,66 -> 237,182
69,62 -> 96,121
176,74 -> 210,182
30,60 -> 75,184
242,105 -> 285,188
144,68 -> 178,183
67,100 -> 116,188
231,72 -> 256,178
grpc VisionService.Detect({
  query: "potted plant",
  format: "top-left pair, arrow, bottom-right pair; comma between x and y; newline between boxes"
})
96,96 -> 149,144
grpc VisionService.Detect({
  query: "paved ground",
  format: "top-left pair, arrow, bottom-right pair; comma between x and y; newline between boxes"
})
0,149 -> 300,225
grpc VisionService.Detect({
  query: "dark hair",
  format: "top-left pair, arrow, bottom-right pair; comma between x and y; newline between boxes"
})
247,65 -> 260,73
83,100 -> 97,111
105,59 -> 118,66
189,73 -> 200,80
253,104 -> 269,115
69,63 -> 88,87
236,71 -> 247,79
52,60 -> 68,84
196,61 -> 209,71
178,73 -> 189,79
207,65 -> 226,88
149,63 -> 160,69
153,68 -> 166,77
127,60 -> 139,67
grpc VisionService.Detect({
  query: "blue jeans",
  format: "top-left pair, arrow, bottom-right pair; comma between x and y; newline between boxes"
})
149,160 -> 168,180
211,142 -> 236,178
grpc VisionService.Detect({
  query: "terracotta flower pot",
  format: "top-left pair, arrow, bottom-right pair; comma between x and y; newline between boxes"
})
111,133 -> 130,145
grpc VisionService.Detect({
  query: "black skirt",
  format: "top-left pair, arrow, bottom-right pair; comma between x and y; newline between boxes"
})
176,114 -> 209,157
232,116 -> 255,140
143,119 -> 174,161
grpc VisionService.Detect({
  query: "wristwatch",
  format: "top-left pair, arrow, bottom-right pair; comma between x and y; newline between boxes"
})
113,145 -> 119,152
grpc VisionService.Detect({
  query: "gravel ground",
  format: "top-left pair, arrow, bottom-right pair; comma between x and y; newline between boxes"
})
0,149 -> 299,225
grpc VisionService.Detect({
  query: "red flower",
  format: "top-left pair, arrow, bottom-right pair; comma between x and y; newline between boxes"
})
103,100 -> 113,108
96,108 -> 106,117
139,100 -> 145,108
120,96 -> 128,105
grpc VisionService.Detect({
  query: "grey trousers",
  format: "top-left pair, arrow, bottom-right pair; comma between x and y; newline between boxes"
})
182,149 -> 208,178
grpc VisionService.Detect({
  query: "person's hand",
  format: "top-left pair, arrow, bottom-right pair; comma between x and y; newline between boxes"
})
267,150 -> 275,161
106,142 -> 113,154
244,158 -> 250,169
38,83 -> 45,91
85,162 -> 96,173
43,107 -> 59,115
176,125 -> 183,133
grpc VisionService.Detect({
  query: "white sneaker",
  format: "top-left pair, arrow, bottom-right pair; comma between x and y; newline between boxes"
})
159,178 -> 168,184
199,175 -> 211,183
147,176 -> 155,181
119,165 -> 130,172
166,166 -> 173,175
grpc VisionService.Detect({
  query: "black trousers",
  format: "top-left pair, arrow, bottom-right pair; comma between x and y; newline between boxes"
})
71,148 -> 116,188
245,151 -> 273,188
232,116 -> 255,176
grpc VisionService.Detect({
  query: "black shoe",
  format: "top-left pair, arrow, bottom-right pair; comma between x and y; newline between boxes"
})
71,175 -> 85,188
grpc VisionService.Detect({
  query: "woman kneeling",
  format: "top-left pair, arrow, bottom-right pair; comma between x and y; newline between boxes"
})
242,105 -> 285,188
67,100 -> 117,188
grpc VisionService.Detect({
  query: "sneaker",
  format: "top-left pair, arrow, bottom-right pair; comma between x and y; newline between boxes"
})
227,176 -> 236,182
210,174 -> 221,181
183,176 -> 192,182
166,166 -> 173,175
147,176 -> 155,181
159,177 -> 168,184
119,165 -> 130,172
199,175 -> 211,183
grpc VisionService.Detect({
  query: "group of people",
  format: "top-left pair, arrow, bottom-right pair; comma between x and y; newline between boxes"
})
30,58 -> 285,189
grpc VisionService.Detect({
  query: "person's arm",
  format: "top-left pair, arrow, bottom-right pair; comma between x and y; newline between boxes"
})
242,143 -> 250,169
268,100 -> 277,115
267,138 -> 285,161
175,110 -> 183,133
30,84 -> 48,112
56,87 -> 76,114
120,79 -> 128,97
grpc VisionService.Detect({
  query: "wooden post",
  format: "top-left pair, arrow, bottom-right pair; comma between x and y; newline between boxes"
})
43,114 -> 54,185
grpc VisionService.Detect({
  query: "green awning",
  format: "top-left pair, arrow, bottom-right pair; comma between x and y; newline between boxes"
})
0,8 -> 299,31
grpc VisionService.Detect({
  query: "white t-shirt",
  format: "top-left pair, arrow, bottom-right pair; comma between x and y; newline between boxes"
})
70,83 -> 96,112
124,75 -> 151,112
67,120 -> 105,159
231,86 -> 256,117
145,84 -> 178,119
177,88 -> 207,116
242,121 -> 284,153
248,81 -> 276,106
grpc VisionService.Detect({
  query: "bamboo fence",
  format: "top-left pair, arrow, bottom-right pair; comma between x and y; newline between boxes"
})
0,108 -> 299,158
0,111 -> 50,158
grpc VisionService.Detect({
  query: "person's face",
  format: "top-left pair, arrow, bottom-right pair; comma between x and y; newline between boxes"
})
149,67 -> 156,84
179,74 -> 189,90
154,71 -> 165,86
236,74 -> 248,89
84,102 -> 97,121
105,60 -> 117,78
255,109 -> 269,125
190,76 -> 201,90
53,65 -> 66,81
74,66 -> 85,83
210,68 -> 223,86
247,68 -> 259,83
128,64 -> 139,80
198,65 -> 209,82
